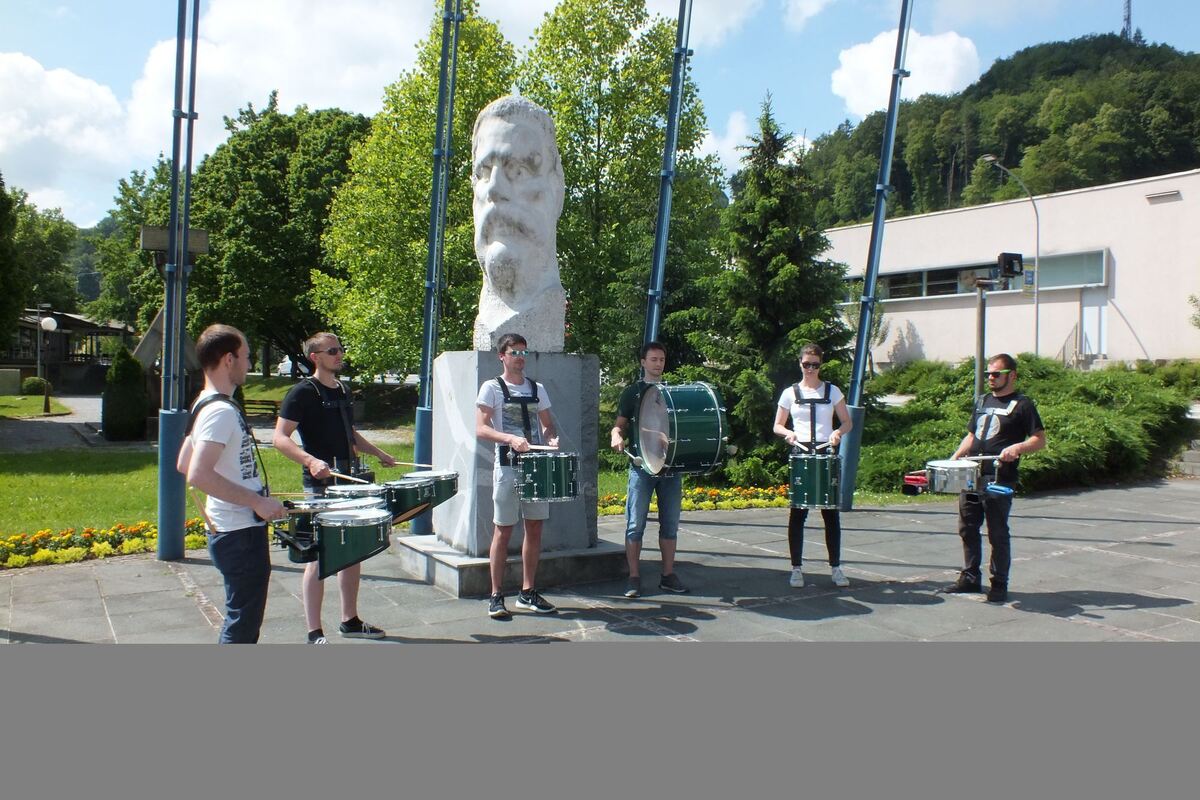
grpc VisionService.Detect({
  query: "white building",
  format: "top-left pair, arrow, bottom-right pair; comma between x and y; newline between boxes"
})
826,169 -> 1200,368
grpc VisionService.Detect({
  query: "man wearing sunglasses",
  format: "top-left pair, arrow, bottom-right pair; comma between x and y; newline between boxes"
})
274,332 -> 397,643
475,332 -> 560,619
944,353 -> 1046,603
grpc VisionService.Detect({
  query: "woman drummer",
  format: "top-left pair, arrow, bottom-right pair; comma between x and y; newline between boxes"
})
771,343 -> 853,589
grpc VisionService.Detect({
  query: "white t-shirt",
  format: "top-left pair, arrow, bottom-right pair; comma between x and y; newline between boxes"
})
191,390 -> 263,531
476,376 -> 551,465
777,382 -> 845,444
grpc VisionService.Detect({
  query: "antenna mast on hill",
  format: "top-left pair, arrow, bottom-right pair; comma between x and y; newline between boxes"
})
1122,0 -> 1132,39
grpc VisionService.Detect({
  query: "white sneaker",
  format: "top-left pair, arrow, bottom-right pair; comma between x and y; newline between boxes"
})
788,568 -> 805,588
831,566 -> 850,588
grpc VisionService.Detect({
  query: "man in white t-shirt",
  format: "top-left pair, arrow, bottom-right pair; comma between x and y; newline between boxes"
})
475,332 -> 560,620
177,324 -> 286,643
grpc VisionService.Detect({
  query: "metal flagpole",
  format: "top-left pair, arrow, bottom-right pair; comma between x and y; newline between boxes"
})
643,0 -> 694,344
837,0 -> 914,511
412,0 -> 463,536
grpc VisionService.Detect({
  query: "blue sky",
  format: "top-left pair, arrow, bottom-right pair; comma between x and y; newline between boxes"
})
2,0 -> 1198,227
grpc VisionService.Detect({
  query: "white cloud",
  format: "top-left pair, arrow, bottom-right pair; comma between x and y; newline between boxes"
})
647,0 -> 763,47
783,0 -> 837,32
830,28 -> 980,117
0,52 -> 127,224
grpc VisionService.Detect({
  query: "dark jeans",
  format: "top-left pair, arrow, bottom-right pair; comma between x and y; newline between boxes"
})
788,508 -> 841,567
208,525 -> 272,643
957,491 -> 1013,585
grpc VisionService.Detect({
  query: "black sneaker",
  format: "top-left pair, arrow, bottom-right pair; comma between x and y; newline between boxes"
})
940,576 -> 982,594
515,589 -> 557,614
339,617 -> 385,639
307,629 -> 328,644
986,584 -> 1008,603
624,576 -> 641,598
488,593 -> 511,619
658,572 -> 689,594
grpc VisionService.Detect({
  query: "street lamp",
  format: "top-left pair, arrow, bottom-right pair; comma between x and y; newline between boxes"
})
981,154 -> 1040,356
35,304 -> 57,380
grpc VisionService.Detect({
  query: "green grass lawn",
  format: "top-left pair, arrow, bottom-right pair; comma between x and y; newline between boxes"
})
0,445 -> 938,537
241,376 -> 300,403
0,395 -> 72,418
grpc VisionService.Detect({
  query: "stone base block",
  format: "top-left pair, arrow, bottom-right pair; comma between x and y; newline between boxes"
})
392,533 -> 626,599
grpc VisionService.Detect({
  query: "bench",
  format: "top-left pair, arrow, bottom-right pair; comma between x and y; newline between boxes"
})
240,399 -> 280,419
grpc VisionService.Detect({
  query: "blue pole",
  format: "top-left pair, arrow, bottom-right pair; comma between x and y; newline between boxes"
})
838,0 -> 913,511
412,0 -> 462,536
643,0 -> 693,344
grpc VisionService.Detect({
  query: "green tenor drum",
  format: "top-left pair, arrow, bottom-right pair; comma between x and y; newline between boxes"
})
276,496 -> 385,564
637,382 -> 728,475
382,476 -> 435,523
313,507 -> 394,580
789,453 -> 841,509
518,453 -> 579,502
403,470 -> 459,509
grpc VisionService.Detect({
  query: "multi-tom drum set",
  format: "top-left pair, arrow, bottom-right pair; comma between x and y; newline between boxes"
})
273,470 -> 460,580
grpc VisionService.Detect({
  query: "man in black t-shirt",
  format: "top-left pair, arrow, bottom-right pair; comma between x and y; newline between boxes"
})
942,353 -> 1046,603
273,332 -> 397,643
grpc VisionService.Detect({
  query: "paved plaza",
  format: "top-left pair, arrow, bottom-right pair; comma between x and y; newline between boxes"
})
3,479 -> 1198,643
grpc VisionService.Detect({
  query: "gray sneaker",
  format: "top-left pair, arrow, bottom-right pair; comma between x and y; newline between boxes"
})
624,576 -> 641,598
658,572 -> 689,594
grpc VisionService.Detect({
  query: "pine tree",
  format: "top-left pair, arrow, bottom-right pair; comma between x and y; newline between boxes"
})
684,99 -> 850,485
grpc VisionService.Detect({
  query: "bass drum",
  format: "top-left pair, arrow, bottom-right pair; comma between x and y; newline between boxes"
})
637,382 -> 728,475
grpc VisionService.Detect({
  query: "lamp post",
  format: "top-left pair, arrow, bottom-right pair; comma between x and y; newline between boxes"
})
982,154 -> 1039,356
35,304 -> 56,380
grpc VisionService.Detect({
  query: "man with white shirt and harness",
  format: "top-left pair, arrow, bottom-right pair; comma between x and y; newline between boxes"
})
942,353 -> 1046,603
475,332 -> 560,620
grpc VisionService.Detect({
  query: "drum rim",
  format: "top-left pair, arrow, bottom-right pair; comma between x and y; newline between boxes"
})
927,459 -> 978,469
385,477 -> 434,487
315,508 -> 394,524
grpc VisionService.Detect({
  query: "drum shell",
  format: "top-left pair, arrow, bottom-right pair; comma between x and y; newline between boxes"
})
382,478 -> 434,523
637,382 -> 728,475
281,497 -> 386,563
404,470 -> 459,508
789,453 -> 841,509
925,459 -> 980,493
313,508 -> 394,580
518,453 -> 579,503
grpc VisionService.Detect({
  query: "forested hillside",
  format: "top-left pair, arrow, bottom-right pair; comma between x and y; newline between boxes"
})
805,34 -> 1200,227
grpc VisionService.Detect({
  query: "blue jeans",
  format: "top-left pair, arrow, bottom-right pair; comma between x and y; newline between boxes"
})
625,468 -> 682,542
207,525 -> 272,643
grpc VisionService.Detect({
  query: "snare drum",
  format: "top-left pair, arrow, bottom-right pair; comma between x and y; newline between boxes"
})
277,497 -> 386,564
789,453 -> 841,509
518,452 -> 579,503
313,507 -> 394,580
403,470 -> 459,509
382,476 -> 434,523
636,382 -> 728,475
925,459 -> 980,493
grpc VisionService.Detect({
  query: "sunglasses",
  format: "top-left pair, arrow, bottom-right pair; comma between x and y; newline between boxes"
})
800,362 -> 822,370
505,349 -> 530,357
320,346 -> 345,356
986,369 -> 1012,378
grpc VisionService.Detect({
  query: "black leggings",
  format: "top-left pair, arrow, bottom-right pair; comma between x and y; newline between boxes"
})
788,508 -> 841,567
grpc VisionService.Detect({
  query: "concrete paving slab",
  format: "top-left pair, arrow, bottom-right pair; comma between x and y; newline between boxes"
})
1143,620 -> 1200,641
11,571 -> 100,604
103,588 -> 205,616
110,607 -> 214,639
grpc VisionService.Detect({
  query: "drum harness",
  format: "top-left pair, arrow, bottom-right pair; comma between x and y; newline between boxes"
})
967,396 -> 1019,484
304,377 -> 372,482
186,392 -> 274,520
791,381 -> 833,452
495,376 -> 540,467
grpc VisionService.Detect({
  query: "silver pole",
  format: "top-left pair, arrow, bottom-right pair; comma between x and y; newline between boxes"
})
982,155 -> 1039,356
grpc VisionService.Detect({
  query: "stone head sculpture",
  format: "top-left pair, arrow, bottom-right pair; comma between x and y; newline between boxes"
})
471,95 -> 566,352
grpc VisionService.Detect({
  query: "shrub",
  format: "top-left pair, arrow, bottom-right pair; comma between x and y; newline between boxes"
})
53,547 -> 88,564
101,345 -> 148,441
90,541 -> 116,559
31,549 -> 57,565
5,554 -> 30,569
21,376 -> 52,395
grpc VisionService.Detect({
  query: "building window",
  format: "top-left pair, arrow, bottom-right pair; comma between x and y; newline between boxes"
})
882,272 -> 922,299
1038,251 -> 1104,288
925,268 -> 960,296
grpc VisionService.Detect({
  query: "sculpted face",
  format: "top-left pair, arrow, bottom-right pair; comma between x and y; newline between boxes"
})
472,114 -> 560,297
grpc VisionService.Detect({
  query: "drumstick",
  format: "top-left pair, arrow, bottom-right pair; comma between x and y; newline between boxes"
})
624,450 -> 645,468
376,461 -> 436,469
328,470 -> 370,484
524,444 -> 559,451
187,487 -> 215,531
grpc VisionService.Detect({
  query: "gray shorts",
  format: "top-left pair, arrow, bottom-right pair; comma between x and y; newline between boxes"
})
493,465 -> 549,527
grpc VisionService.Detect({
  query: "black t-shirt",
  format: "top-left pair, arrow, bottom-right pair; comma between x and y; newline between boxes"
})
616,381 -> 651,458
967,391 -> 1044,486
279,378 -> 355,464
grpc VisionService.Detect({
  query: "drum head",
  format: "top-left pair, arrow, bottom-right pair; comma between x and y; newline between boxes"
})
927,459 -> 975,469
316,508 -> 393,526
637,384 -> 669,475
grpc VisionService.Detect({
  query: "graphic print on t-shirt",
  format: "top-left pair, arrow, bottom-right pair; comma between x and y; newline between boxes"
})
974,399 -> 1017,442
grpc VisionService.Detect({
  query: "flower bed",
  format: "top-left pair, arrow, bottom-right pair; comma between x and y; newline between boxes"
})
0,519 -> 208,570
598,485 -> 791,516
